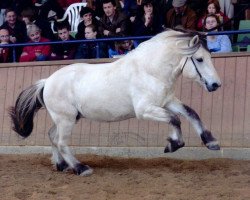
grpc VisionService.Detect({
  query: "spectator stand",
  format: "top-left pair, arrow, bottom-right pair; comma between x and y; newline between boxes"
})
1,29 -> 250,62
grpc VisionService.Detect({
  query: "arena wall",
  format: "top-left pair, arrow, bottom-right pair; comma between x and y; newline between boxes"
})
0,52 -> 250,151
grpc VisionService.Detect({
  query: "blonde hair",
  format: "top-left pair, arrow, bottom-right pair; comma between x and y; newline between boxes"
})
27,24 -> 41,36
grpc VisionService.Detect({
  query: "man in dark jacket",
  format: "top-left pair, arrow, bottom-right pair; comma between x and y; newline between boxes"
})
98,0 -> 130,37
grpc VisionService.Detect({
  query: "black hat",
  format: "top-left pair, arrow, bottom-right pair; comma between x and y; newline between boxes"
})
80,7 -> 94,17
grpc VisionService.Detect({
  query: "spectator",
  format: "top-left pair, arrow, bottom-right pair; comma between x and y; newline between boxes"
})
0,28 -> 13,63
75,7 -> 99,40
108,39 -> 134,58
132,0 -> 163,36
197,0 -> 230,31
92,0 -> 122,18
98,0 -> 130,37
0,2 -> 12,26
0,0 -> 34,19
204,14 -> 232,53
75,24 -> 107,59
165,0 -> 197,30
0,9 -> 28,59
19,24 -> 51,62
21,7 -> 56,41
36,0 -> 65,20
50,22 -> 77,60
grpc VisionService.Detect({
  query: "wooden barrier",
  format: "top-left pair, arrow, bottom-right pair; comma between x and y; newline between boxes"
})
0,52 -> 250,148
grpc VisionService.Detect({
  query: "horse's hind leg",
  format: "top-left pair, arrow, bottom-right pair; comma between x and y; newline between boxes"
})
48,109 -> 93,176
55,118 -> 93,176
167,98 -> 220,150
48,125 -> 69,172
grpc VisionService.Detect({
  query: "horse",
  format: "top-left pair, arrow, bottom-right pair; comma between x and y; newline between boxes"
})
10,29 -> 221,176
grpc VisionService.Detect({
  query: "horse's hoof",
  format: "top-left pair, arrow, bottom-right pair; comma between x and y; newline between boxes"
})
201,130 -> 220,150
56,160 -> 69,171
206,141 -> 220,150
164,138 -> 185,153
73,163 -> 93,176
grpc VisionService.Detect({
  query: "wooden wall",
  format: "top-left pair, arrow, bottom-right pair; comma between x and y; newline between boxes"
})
0,53 -> 249,148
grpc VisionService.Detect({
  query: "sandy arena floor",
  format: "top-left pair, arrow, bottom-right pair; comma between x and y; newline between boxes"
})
1,154 -> 250,200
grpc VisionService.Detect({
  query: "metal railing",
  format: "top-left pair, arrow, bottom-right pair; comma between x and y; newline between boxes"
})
1,29 -> 250,62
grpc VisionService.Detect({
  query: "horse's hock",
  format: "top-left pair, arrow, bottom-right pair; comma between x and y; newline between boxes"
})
1,53 -> 250,159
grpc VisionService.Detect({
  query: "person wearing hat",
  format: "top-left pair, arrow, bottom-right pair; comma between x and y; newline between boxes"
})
75,7 -> 100,39
165,0 -> 197,30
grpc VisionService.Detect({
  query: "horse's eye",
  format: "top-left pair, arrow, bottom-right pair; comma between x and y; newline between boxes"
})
196,58 -> 203,62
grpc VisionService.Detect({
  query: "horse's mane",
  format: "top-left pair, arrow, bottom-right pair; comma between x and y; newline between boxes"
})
168,28 -> 210,52
122,29 -> 210,60
145,28 -> 209,53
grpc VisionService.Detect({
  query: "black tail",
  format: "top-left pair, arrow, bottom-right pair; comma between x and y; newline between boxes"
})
9,80 -> 46,138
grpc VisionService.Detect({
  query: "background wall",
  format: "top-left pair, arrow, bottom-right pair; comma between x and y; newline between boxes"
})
0,53 -> 249,148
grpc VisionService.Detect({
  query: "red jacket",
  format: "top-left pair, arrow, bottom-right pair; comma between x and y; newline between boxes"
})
19,37 -> 51,62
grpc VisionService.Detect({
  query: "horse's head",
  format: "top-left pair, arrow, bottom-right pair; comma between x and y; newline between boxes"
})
176,33 -> 221,92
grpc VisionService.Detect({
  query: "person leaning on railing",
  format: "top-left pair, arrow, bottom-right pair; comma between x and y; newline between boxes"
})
204,14 -> 232,53
19,24 -> 52,62
0,28 -> 13,63
75,24 -> 108,59
50,21 -> 77,60
0,9 -> 28,60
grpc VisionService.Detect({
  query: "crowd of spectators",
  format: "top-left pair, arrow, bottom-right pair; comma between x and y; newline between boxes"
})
0,0 -> 241,62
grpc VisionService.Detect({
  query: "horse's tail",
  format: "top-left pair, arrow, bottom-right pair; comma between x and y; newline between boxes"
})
9,79 -> 46,138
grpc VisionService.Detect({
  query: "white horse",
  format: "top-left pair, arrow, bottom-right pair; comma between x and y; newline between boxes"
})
10,30 -> 221,176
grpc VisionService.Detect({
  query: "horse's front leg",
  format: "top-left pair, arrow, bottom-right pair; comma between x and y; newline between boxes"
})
136,105 -> 185,152
167,98 -> 220,150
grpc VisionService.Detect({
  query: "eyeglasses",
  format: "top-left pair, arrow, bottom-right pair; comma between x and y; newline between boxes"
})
0,35 -> 10,38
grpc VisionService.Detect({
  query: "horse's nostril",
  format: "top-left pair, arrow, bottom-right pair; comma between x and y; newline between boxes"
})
212,83 -> 220,90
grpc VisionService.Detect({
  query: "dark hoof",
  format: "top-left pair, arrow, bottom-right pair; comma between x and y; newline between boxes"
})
201,130 -> 220,150
73,163 -> 93,176
56,160 -> 69,171
164,137 -> 185,153
206,142 -> 220,150
201,130 -> 220,151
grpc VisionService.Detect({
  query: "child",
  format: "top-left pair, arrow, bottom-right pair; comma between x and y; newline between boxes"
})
19,24 -> 51,62
204,14 -> 232,53
108,40 -> 134,58
50,22 -> 77,60
0,28 -> 13,63
75,24 -> 107,59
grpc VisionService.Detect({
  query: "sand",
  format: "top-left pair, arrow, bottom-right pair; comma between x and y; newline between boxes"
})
1,154 -> 250,200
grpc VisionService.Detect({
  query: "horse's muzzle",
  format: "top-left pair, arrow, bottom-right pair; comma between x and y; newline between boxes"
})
206,82 -> 221,92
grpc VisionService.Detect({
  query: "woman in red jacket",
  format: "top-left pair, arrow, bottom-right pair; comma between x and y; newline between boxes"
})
19,24 -> 51,62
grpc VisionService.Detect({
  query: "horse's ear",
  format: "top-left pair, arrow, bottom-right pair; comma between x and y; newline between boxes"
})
189,35 -> 199,47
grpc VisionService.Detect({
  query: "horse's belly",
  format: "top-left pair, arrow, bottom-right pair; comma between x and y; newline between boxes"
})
81,106 -> 135,122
